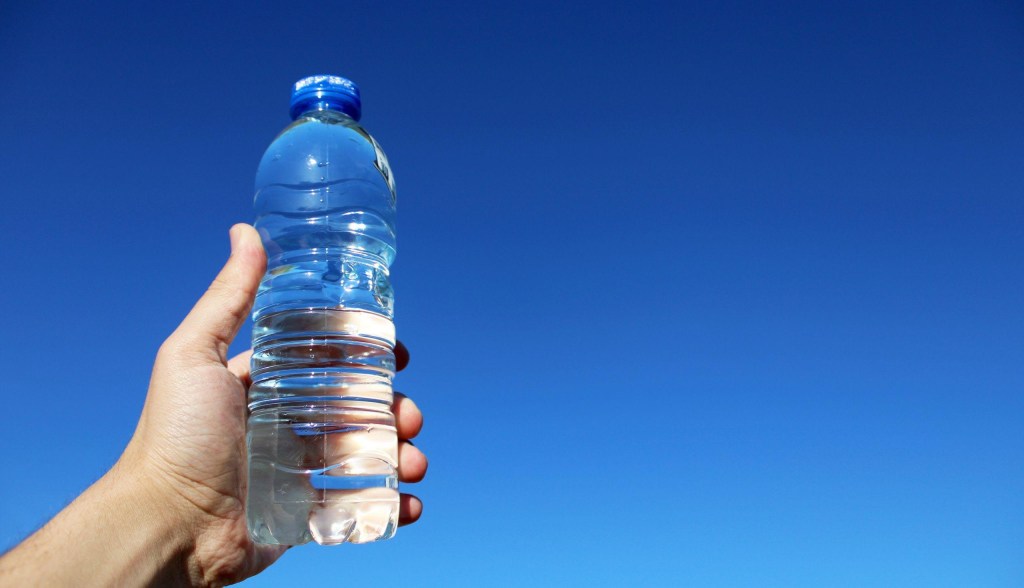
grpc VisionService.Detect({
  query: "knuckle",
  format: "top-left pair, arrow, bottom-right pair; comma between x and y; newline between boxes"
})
157,333 -> 183,362
210,275 -> 256,304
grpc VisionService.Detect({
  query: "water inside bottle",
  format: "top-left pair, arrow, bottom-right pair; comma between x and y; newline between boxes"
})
246,308 -> 399,545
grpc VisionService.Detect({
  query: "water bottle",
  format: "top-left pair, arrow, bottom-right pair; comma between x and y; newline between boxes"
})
246,75 -> 399,545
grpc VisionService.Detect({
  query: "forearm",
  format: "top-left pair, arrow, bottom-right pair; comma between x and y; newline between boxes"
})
0,461 -> 195,587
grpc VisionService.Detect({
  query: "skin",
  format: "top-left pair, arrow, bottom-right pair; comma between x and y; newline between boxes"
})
0,224 -> 427,586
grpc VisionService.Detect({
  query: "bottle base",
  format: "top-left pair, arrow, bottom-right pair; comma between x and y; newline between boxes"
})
248,486 -> 399,545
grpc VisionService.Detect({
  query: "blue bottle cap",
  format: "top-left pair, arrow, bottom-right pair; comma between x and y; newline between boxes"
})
289,75 -> 362,121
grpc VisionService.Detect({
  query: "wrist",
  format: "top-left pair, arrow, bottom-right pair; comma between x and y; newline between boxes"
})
0,457 -> 199,587
96,460 -> 198,585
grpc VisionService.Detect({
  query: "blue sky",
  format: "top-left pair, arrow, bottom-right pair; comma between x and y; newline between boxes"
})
1,1 -> 1022,585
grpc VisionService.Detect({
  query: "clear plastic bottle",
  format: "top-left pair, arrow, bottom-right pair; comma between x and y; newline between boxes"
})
246,75 -> 399,545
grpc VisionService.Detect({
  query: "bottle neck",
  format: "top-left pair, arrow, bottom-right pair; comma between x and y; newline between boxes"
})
291,98 -> 360,121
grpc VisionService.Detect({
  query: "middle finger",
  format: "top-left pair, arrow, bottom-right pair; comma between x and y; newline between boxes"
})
393,391 -> 423,440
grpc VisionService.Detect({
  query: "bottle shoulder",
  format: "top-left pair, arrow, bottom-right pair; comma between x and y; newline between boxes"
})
255,112 -> 395,199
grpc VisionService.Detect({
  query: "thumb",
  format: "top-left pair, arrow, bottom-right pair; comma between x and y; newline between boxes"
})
166,224 -> 266,366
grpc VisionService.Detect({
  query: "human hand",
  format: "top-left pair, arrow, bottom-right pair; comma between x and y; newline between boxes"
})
0,224 -> 426,587
121,224 -> 427,584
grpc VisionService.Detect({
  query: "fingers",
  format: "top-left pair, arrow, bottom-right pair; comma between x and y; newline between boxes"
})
226,340 -> 406,388
395,340 -> 410,372
227,339 -> 406,384
394,388 -> 425,526
398,494 -> 423,526
398,441 -> 427,483
395,391 -> 427,481
393,392 -> 423,440
166,224 -> 266,366
230,342 -> 426,523
227,349 -> 253,387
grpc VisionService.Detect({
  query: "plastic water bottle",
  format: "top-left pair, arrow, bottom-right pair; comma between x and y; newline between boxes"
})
246,75 -> 399,545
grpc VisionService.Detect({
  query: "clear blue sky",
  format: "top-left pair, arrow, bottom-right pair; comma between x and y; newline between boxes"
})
1,1 -> 1022,586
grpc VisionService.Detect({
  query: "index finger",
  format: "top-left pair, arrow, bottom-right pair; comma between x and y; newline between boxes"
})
228,348 -> 254,386
395,340 -> 410,372
228,339 -> 409,385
